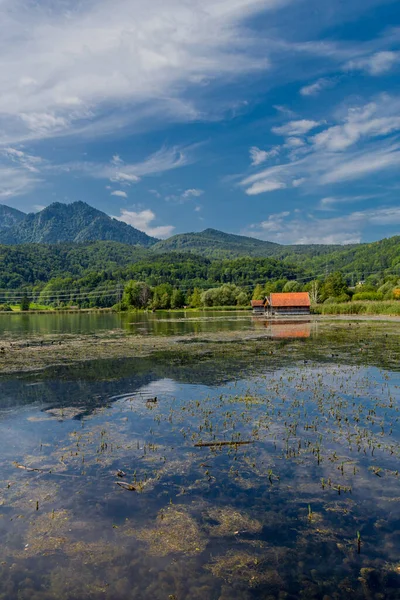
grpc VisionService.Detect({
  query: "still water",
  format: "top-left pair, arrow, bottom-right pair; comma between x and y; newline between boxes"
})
0,316 -> 400,599
0,310 -> 256,337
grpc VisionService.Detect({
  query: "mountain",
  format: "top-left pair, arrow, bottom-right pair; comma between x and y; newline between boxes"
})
152,228 -> 349,259
152,228 -> 281,258
0,205 -> 26,230
0,202 -> 157,246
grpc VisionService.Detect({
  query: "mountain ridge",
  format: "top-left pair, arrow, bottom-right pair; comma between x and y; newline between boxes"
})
0,204 -> 26,230
0,201 -> 157,246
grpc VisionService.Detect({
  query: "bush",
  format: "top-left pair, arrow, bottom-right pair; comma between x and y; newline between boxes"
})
324,294 -> 350,304
0,304 -> 12,312
352,292 -> 383,301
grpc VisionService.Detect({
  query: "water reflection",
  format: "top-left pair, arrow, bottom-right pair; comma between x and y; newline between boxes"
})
1,324 -> 400,599
253,318 -> 313,338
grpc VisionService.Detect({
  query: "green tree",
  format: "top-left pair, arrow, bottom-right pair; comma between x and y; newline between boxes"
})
152,283 -> 173,309
123,281 -> 151,308
236,291 -> 249,306
20,294 -> 30,311
283,280 -> 301,292
189,288 -> 202,308
322,272 -> 348,300
171,289 -> 185,308
252,284 -> 264,300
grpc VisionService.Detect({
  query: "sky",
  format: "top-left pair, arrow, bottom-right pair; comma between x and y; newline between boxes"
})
0,0 -> 400,244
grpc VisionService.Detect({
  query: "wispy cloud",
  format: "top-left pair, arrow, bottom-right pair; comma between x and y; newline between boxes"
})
300,78 -> 335,96
244,206 -> 400,245
65,145 -> 191,185
111,190 -> 128,198
0,0 -> 290,143
113,208 -> 174,239
0,147 -> 44,198
241,94 -> 400,194
344,51 -> 400,75
272,119 -> 321,136
249,146 -> 279,166
182,188 -> 204,198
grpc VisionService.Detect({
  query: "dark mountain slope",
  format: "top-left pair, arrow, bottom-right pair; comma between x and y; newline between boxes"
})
0,204 -> 26,230
0,202 -> 157,246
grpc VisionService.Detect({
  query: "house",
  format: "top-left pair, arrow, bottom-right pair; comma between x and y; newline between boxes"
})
251,299 -> 267,314
269,292 -> 311,316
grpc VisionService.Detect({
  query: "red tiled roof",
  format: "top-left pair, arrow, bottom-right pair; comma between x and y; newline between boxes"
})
251,299 -> 265,307
270,292 -> 311,307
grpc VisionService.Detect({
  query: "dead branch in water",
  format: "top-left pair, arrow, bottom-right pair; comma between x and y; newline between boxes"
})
194,440 -> 253,448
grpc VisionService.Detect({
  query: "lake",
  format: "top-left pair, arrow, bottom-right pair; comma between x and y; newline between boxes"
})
0,314 -> 400,599
0,310 -> 256,337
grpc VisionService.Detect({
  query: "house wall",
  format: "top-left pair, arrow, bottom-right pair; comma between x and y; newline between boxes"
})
272,306 -> 310,315
252,306 -> 265,313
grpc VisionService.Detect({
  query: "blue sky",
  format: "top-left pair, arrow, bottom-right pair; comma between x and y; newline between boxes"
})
0,0 -> 399,244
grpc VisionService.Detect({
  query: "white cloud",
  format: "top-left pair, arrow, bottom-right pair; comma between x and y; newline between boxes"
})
292,177 -> 306,187
33,204 -> 45,212
0,166 -> 41,199
182,188 -> 204,198
0,0 -> 287,143
300,78 -> 333,96
194,205 -> 202,212
318,194 -> 381,210
272,119 -> 321,136
344,51 -> 399,75
113,208 -> 174,238
249,146 -> 279,166
312,102 -> 400,151
111,190 -> 128,198
244,206 -> 400,245
67,145 -> 191,184
240,95 -> 400,194
245,180 -> 286,195
3,147 -> 43,173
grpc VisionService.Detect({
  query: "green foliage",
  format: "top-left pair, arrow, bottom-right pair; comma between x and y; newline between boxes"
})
188,288 -> 202,308
283,280 -> 301,292
252,284 -> 264,300
321,271 -> 348,300
171,289 -> 185,309
20,294 -> 30,311
123,281 -> 151,309
352,291 -> 383,301
152,283 -> 173,309
0,303 -> 12,311
236,291 -> 249,306
201,284 -> 243,307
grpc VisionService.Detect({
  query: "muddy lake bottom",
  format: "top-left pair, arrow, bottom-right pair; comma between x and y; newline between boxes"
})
1,316 -> 400,599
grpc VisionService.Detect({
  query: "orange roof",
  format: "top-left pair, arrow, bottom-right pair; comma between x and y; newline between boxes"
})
270,292 -> 310,307
251,299 -> 265,307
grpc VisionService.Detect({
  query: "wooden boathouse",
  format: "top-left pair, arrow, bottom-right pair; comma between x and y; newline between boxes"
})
251,299 -> 267,314
251,292 -> 311,316
269,292 -> 311,316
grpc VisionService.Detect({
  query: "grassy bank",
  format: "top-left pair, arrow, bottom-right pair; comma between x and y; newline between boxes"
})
313,300 -> 400,316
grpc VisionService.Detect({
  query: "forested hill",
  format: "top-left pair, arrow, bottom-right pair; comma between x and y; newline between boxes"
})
152,228 -> 351,259
305,235 -> 400,279
152,228 -> 281,258
0,242 -> 303,290
0,202 -> 157,246
0,232 -> 399,292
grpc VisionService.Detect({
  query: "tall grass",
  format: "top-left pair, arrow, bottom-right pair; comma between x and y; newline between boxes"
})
312,301 -> 400,316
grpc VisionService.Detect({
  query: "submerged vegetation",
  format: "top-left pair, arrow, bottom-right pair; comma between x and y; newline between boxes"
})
0,319 -> 400,598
